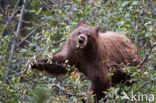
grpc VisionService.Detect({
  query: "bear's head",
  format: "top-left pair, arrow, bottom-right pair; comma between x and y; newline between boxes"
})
73,22 -> 99,49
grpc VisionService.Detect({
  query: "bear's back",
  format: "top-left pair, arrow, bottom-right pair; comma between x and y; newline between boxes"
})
99,31 -> 139,65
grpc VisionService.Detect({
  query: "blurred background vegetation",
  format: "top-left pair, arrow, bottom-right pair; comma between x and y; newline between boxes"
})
0,0 -> 155,103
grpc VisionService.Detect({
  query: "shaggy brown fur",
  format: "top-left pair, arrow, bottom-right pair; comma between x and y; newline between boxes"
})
31,22 -> 140,102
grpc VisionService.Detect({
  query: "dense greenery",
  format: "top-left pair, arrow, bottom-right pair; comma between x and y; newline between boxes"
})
0,0 -> 155,102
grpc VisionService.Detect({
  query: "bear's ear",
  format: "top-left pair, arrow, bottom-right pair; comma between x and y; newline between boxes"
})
76,21 -> 86,28
95,26 -> 99,33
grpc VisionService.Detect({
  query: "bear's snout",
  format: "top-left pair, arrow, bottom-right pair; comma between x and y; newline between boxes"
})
78,35 -> 86,44
77,35 -> 87,48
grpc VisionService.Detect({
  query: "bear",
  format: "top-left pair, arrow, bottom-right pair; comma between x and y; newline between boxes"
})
30,22 -> 140,102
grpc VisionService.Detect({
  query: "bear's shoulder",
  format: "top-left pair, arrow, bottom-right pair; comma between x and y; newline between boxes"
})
99,31 -> 121,36
99,31 -> 128,40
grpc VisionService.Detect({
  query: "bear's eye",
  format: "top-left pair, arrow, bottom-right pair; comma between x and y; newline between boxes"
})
78,32 -> 81,35
87,35 -> 91,38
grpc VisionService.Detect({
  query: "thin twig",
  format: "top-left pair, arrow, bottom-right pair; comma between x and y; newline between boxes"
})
139,44 -> 155,66
134,77 -> 156,93
17,29 -> 37,47
1,0 -> 20,35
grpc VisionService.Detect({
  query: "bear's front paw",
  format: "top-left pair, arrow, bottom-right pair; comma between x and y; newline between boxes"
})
25,59 -> 37,69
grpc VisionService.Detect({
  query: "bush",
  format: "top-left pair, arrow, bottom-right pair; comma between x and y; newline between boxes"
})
0,0 -> 155,102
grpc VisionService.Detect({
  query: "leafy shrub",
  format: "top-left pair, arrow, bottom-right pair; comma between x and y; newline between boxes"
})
0,0 -> 155,102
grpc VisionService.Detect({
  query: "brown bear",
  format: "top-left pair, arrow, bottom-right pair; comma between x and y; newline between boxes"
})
30,22 -> 140,102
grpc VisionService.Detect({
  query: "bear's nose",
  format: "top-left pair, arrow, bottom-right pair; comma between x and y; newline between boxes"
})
78,36 -> 85,44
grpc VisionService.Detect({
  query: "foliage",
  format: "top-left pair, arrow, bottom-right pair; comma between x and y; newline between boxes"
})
0,0 -> 155,102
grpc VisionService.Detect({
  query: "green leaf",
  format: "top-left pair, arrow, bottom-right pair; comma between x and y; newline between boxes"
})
121,1 -> 130,7
132,1 -> 138,5
20,49 -> 27,53
16,77 -> 20,83
36,8 -> 42,15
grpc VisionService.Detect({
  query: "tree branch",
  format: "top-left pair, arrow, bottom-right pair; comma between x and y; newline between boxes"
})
9,0 -> 27,61
17,29 -> 37,47
139,43 -> 155,66
1,0 -> 20,35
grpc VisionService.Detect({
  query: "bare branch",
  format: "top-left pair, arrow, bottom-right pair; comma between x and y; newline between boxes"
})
134,77 -> 156,93
9,0 -> 27,61
17,29 -> 37,47
8,0 -> 20,21
139,43 -> 155,66
1,0 -> 20,35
